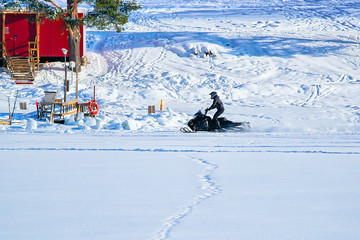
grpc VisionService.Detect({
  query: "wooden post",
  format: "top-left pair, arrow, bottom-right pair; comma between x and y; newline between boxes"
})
1,13 -> 3,42
49,104 -> 54,123
159,99 -> 165,111
36,14 -> 39,40
93,86 -> 96,101
7,96 -> 11,124
2,13 -> 5,57
75,103 -> 80,121
19,102 -> 27,110
75,64 -> 79,99
148,105 -> 155,114
36,13 -> 40,70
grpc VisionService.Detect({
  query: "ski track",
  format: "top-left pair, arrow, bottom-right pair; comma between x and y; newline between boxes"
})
298,84 -> 335,107
149,156 -> 221,240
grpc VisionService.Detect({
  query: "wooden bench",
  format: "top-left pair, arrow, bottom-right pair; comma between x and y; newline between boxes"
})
49,99 -> 78,123
38,100 -> 95,123
39,99 -> 78,122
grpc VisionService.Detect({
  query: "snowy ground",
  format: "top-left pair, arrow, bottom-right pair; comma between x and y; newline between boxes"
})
1,133 -> 360,239
1,0 -> 360,239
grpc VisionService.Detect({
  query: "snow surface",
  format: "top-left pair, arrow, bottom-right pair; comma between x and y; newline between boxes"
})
1,0 -> 360,239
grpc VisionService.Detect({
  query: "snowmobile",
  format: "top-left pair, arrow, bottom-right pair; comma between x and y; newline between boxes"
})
180,110 -> 250,133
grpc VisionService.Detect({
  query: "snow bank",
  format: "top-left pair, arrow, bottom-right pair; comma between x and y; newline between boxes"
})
26,119 -> 37,130
120,107 -> 188,131
33,107 -> 187,132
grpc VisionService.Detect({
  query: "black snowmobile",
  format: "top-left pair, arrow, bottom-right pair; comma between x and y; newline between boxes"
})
180,110 -> 250,133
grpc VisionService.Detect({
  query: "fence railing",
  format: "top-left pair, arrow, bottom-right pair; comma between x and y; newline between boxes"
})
0,42 -> 13,74
28,41 -> 40,78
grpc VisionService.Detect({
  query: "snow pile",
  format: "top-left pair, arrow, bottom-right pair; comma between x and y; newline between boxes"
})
41,107 -> 189,132
26,119 -> 37,130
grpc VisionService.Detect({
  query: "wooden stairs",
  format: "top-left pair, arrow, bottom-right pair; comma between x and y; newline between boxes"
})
11,57 -> 35,84
1,41 -> 39,84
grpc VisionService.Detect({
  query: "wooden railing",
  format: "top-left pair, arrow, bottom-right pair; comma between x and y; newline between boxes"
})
28,51 -> 36,79
0,42 -> 13,74
28,41 -> 39,77
1,41 -> 38,83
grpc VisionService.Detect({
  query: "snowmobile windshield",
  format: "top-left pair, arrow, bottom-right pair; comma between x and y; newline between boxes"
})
194,110 -> 203,117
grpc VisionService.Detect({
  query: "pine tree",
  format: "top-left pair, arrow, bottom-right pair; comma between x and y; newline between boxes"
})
1,0 -> 141,69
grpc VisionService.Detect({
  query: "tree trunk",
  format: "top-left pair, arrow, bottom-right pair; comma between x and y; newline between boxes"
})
67,0 -> 81,72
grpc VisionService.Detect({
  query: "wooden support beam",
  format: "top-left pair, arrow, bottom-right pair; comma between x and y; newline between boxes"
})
2,13 -> 5,57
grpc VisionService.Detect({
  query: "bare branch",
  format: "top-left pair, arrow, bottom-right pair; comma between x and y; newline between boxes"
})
72,0 -> 77,15
42,0 -> 62,10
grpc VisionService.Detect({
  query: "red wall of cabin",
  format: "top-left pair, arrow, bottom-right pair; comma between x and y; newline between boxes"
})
39,13 -> 84,57
1,12 -> 84,58
3,14 -> 36,57
39,17 -> 69,57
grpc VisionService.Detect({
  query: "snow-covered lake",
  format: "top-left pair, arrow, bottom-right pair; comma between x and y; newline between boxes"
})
1,133 -> 360,239
1,0 -> 360,239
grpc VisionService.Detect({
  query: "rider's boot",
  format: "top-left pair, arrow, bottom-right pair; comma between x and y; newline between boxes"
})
214,119 -> 221,129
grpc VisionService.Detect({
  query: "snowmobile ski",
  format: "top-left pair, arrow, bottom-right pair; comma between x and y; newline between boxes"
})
180,126 -> 195,133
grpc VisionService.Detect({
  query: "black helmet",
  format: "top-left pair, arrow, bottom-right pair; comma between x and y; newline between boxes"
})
209,91 -> 217,99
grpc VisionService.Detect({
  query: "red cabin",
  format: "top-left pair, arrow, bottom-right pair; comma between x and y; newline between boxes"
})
1,11 -> 85,59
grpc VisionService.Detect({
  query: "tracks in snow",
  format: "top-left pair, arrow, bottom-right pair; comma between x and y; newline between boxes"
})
1,146 -> 360,155
149,157 -> 221,240
299,84 -> 334,107
93,33 -> 170,89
